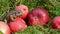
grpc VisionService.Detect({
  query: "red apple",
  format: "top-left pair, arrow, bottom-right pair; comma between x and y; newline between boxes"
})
15,4 -> 29,19
0,21 -> 10,34
8,17 -> 27,32
51,16 -> 60,29
28,8 -> 49,25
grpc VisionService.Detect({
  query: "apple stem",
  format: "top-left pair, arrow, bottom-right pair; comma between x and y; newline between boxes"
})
11,32 -> 15,34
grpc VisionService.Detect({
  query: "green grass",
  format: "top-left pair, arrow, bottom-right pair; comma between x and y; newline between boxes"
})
0,0 -> 60,20
0,0 -> 60,34
15,25 -> 60,34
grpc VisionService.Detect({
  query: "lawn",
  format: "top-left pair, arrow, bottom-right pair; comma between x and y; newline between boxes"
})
0,0 -> 60,34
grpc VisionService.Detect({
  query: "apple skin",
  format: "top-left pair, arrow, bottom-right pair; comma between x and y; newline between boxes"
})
51,16 -> 60,29
8,17 -> 27,32
15,4 -> 29,19
28,8 -> 49,25
0,21 -> 10,34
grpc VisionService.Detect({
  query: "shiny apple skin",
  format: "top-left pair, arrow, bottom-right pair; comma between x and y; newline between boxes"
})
28,8 -> 49,25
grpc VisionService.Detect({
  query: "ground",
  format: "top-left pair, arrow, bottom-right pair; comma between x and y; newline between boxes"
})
0,0 -> 60,34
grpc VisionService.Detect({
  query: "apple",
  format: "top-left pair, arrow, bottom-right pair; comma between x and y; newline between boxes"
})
28,8 -> 49,25
0,21 -> 10,34
15,4 -> 29,19
8,17 -> 27,32
51,16 -> 60,29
